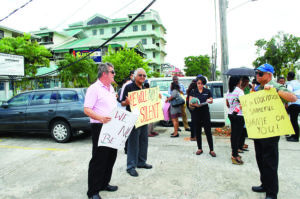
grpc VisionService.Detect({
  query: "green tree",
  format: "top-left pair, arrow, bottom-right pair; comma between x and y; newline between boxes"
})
57,53 -> 97,88
183,55 -> 211,77
253,32 -> 300,77
102,44 -> 150,84
148,71 -> 164,78
0,33 -> 52,77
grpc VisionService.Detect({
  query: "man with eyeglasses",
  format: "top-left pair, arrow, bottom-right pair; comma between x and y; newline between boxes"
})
168,76 -> 191,131
121,68 -> 152,177
251,64 -> 297,199
84,63 -> 119,199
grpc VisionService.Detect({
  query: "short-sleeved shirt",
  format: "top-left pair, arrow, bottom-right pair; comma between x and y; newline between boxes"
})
84,79 -> 117,123
257,80 -> 291,104
119,80 -> 133,101
121,82 -> 145,112
226,87 -> 244,116
190,88 -> 212,112
287,80 -> 300,105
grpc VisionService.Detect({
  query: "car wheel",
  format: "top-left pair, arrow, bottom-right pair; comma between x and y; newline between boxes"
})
160,120 -> 173,127
51,121 -> 72,143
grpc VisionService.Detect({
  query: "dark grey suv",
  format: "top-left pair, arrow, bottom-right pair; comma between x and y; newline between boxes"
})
0,88 -> 90,143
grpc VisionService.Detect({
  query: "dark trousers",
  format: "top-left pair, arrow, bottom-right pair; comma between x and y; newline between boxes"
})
188,108 -> 195,138
87,123 -> 118,197
254,136 -> 280,199
288,104 -> 300,139
192,111 -> 213,151
239,128 -> 247,150
228,114 -> 244,157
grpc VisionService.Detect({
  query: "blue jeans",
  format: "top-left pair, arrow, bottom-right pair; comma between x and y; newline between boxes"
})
127,124 -> 148,171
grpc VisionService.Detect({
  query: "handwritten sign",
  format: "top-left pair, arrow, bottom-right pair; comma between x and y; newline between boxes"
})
240,88 -> 294,139
98,108 -> 139,149
129,87 -> 164,128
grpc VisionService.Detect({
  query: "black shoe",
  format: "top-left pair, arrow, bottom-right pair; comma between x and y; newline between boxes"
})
88,194 -> 102,199
251,186 -> 266,192
127,169 -> 138,177
178,128 -> 182,131
286,137 -> 299,142
102,184 -> 118,192
171,134 -> 179,138
242,148 -> 249,151
185,128 -> 191,131
137,164 -> 153,169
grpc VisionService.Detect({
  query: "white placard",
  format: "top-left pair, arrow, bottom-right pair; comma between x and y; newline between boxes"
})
98,108 -> 140,149
0,53 -> 24,76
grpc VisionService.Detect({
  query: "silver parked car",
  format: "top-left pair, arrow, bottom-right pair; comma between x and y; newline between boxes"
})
148,77 -> 225,126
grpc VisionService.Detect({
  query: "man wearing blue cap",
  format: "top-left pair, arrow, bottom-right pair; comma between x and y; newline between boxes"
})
251,64 -> 297,199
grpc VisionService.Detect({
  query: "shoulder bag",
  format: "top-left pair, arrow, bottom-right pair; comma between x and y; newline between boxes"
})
171,96 -> 185,107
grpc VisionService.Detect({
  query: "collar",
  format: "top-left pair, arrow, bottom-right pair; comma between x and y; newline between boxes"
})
97,79 -> 111,90
133,82 -> 144,89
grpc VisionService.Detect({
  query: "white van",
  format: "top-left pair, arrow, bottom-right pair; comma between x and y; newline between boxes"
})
148,77 -> 225,126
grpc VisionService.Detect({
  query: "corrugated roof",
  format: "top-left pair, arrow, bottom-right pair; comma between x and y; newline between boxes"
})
62,29 -> 82,37
52,38 -> 145,52
36,65 -> 58,76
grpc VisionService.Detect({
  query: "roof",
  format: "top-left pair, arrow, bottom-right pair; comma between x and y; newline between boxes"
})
36,65 -> 58,76
52,37 -> 146,53
61,29 -> 88,39
0,25 -> 40,39
31,29 -> 71,38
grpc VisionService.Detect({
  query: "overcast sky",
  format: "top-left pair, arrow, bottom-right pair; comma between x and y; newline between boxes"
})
1,0 -> 300,72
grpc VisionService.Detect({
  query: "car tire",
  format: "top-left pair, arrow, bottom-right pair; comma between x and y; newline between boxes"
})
51,121 -> 72,143
160,119 -> 173,127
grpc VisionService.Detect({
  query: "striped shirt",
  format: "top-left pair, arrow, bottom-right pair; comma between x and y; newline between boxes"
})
226,87 -> 244,116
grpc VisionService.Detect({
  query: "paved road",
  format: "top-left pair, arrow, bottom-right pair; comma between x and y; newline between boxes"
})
0,124 -> 299,199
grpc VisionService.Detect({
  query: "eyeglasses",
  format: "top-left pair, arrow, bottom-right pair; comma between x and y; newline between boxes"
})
138,74 -> 147,78
256,71 -> 264,77
108,70 -> 115,74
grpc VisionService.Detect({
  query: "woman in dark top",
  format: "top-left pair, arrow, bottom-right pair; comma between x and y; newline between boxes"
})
166,82 -> 182,138
189,76 -> 216,157
186,79 -> 197,141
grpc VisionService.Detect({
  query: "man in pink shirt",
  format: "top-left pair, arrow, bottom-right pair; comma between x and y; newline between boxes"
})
84,63 -> 118,199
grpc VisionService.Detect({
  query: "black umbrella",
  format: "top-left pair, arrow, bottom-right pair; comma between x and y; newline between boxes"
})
223,67 -> 256,76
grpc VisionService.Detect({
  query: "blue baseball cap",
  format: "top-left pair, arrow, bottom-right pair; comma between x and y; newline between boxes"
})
256,63 -> 274,74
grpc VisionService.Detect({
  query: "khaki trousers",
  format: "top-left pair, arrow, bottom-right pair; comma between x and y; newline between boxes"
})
181,105 -> 189,129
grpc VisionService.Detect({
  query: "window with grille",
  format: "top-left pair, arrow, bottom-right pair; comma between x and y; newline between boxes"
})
142,39 -> 147,45
141,25 -> 146,31
100,29 -> 104,35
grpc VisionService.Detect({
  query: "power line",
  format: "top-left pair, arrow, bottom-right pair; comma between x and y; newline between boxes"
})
109,0 -> 137,18
52,0 -> 93,30
16,0 -> 157,80
0,0 -> 34,23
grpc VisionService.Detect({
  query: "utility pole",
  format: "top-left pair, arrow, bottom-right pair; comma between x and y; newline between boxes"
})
219,0 -> 229,93
211,43 -> 217,81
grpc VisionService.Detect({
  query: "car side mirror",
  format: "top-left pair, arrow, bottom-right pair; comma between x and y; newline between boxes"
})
1,102 -> 8,108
